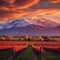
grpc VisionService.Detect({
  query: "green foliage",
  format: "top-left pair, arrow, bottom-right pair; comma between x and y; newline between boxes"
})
42,51 -> 60,60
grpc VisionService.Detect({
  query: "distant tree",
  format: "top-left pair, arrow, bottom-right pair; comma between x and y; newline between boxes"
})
37,36 -> 44,41
24,35 -> 29,41
0,37 -> 5,41
44,37 -> 49,41
7,35 -> 14,41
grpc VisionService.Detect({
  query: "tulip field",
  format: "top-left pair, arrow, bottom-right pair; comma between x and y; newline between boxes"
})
0,41 -> 60,60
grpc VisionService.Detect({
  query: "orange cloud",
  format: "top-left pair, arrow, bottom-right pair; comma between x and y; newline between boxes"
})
0,0 -> 60,24
0,7 -> 10,11
0,8 -> 60,23
14,0 -> 40,9
0,0 -> 39,22
24,9 -> 60,23
1,0 -> 39,9
2,0 -> 15,4
0,10 -> 28,22
50,0 -> 60,3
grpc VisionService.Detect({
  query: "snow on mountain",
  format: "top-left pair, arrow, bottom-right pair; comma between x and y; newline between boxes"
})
26,17 -> 59,28
0,19 -> 30,30
0,17 -> 59,30
0,24 -> 60,36
0,17 -> 60,36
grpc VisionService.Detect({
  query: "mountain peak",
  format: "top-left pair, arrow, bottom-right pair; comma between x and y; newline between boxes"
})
0,17 -> 59,30
0,18 -> 30,30
0,18 -> 60,36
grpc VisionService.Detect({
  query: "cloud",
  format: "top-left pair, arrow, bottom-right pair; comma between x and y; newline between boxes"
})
0,0 -> 39,9
0,0 -> 39,21
2,0 -> 15,4
50,0 -> 60,3
0,0 -> 60,23
24,9 -> 60,23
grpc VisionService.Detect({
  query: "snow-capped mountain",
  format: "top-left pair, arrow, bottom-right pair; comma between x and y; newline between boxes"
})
0,24 -> 60,36
0,17 -> 60,36
26,17 -> 59,28
0,17 -> 59,30
0,19 -> 30,30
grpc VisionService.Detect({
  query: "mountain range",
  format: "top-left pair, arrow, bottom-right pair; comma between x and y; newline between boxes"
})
0,18 -> 60,36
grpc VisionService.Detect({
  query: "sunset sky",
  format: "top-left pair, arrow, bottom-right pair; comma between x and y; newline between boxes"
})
0,0 -> 60,23
0,0 -> 60,36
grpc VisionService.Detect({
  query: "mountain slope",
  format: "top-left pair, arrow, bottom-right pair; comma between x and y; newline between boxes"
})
0,24 -> 60,36
0,24 -> 45,36
0,18 -> 59,30
0,18 -> 60,36
0,19 -> 30,30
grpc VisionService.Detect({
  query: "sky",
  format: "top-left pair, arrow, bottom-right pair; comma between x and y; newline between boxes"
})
0,0 -> 60,23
